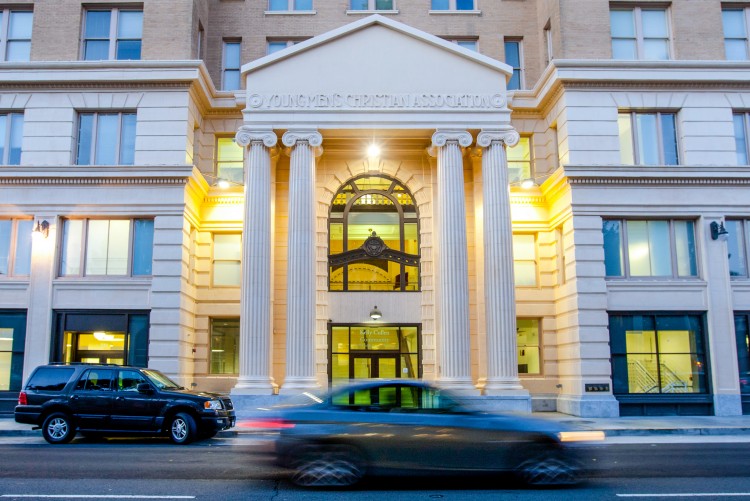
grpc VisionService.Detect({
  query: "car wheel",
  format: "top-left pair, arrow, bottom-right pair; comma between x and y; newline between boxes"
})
291,447 -> 365,487
516,453 -> 580,486
169,412 -> 197,445
42,412 -> 76,444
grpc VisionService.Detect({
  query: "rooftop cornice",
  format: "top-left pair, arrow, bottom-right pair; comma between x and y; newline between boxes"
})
0,165 -> 196,186
562,165 -> 750,186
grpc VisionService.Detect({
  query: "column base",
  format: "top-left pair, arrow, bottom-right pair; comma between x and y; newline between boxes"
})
278,376 -> 321,395
556,394 -> 620,418
481,377 -> 527,395
231,377 -> 277,395
436,377 -> 480,395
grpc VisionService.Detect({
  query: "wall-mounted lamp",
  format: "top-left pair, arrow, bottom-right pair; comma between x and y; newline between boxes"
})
710,221 -> 729,241
369,305 -> 382,321
32,220 -> 50,239
520,178 -> 536,189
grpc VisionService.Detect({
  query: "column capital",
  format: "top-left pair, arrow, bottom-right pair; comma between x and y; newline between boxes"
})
235,126 -> 278,148
282,130 -> 323,157
428,130 -> 473,157
476,129 -> 519,148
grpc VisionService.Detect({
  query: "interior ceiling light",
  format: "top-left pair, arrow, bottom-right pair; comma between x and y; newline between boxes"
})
367,144 -> 381,157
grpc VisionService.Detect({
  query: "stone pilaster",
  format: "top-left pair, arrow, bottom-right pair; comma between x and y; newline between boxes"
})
477,129 -> 529,396
428,130 -> 477,393
280,130 -> 323,393
232,127 -> 277,395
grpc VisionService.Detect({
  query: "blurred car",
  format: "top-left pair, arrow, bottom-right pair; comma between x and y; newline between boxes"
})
260,380 -> 604,487
15,363 -> 235,444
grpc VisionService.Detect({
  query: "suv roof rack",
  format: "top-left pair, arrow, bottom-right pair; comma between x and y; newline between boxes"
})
48,362 -> 121,367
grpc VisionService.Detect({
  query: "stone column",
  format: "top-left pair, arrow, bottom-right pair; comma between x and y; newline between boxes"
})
477,129 -> 528,396
232,127 -> 277,394
280,130 -> 323,393
428,130 -> 476,393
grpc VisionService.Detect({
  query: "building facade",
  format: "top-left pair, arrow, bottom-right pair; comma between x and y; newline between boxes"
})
1,0 -> 749,417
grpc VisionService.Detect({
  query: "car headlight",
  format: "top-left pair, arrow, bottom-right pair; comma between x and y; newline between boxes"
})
557,430 -> 605,442
204,400 -> 223,411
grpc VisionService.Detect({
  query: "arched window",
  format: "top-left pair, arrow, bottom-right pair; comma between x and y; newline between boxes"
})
329,174 -> 419,291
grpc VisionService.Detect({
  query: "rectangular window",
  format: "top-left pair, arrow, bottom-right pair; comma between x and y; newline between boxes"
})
445,38 -> 478,51
507,136 -> 532,184
431,0 -> 475,10
0,220 -> 33,277
610,314 -> 708,395
723,8 -> 750,60
618,111 -> 678,165
216,137 -> 244,185
267,39 -> 306,55
350,0 -> 394,11
602,219 -> 697,278
0,10 -> 32,62
726,219 -> 749,278
733,112 -> 749,165
210,318 -> 239,374
504,39 -> 523,90
212,233 -> 241,287
83,9 -> 142,60
0,113 -> 24,165
734,313 -> 750,395
517,318 -> 541,375
0,312 -> 26,391
76,112 -> 136,166
544,21 -> 553,64
222,41 -> 241,91
268,0 -> 313,11
610,7 -> 670,60
60,219 -> 153,277
512,234 -> 537,286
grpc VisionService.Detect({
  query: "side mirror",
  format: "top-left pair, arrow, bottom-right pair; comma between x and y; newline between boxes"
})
137,382 -> 154,394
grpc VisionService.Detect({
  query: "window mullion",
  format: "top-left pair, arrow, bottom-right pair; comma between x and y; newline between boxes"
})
631,112 -> 640,164
7,220 -> 17,277
127,219 -> 134,276
634,8 -> 644,58
655,112 -> 665,164
745,221 -> 750,276
109,10 -> 118,60
745,113 -> 750,162
745,8 -> 750,58
621,220 -> 631,277
0,9 -> 10,62
81,220 -> 89,277
4,113 -> 11,164
116,113 -> 123,164
668,220 -> 678,277
90,114 -> 98,165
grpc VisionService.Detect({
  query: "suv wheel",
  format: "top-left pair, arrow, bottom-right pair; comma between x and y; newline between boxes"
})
42,412 -> 76,444
169,412 -> 197,444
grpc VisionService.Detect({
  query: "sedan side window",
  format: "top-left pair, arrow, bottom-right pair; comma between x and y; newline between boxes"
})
75,369 -> 114,391
117,370 -> 147,391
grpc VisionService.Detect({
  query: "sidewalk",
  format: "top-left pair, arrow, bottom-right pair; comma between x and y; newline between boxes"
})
3,413 -> 750,439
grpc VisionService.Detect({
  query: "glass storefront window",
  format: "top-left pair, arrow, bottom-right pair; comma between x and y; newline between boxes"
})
210,318 -> 239,374
610,314 -> 707,395
0,312 -> 25,391
735,313 -> 750,394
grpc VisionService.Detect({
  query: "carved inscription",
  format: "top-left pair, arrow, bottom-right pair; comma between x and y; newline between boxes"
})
247,93 -> 505,110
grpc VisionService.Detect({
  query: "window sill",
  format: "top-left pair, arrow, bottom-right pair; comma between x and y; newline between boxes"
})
428,9 -> 481,15
346,9 -> 399,15
264,10 -> 316,15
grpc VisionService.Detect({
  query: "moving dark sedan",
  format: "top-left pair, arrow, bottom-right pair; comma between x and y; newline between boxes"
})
263,380 -> 604,487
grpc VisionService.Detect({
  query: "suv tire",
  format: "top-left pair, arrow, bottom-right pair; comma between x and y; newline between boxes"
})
169,412 -> 197,444
42,412 -> 76,444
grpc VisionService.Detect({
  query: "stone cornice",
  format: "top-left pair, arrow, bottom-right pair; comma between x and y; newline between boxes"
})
0,177 -> 189,186
0,165 -> 195,186
554,165 -> 750,188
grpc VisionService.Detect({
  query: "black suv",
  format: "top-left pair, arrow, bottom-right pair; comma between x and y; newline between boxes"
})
15,364 -> 236,444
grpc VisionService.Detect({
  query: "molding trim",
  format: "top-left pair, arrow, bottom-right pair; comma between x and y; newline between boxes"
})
567,177 -> 750,186
235,126 -> 278,148
477,129 -> 519,148
0,177 -> 189,186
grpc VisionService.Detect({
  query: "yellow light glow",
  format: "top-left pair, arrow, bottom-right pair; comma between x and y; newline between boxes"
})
558,430 -> 606,442
367,144 -> 381,157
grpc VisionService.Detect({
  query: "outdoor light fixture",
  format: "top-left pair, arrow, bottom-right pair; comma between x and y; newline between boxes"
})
520,178 -> 536,189
367,143 -> 381,157
216,179 -> 231,189
370,305 -> 382,321
710,221 -> 729,241
32,220 -> 50,239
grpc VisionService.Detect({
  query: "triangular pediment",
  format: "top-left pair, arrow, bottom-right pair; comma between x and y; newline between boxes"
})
241,15 -> 512,129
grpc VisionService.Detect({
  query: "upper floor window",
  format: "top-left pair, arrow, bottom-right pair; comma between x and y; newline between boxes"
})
268,0 -> 313,11
216,137 -> 244,185
544,21 -> 553,64
507,136 -> 532,184
212,233 -> 241,287
76,112 -> 136,166
210,318 -> 239,374
602,219 -> 697,278
618,111 -> 678,165
517,318 -> 541,375
350,0 -> 394,10
723,8 -> 750,60
610,7 -> 670,60
267,39 -> 304,55
504,39 -> 523,90
83,9 -> 142,60
733,112 -> 750,165
329,175 -> 419,291
726,219 -> 750,277
431,0 -> 475,11
0,10 -> 32,62
0,219 -> 32,277
60,219 -> 154,277
222,41 -> 241,91
0,113 -> 23,165
512,234 -> 537,286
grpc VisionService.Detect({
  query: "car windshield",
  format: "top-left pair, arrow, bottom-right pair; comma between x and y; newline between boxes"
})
142,369 -> 183,390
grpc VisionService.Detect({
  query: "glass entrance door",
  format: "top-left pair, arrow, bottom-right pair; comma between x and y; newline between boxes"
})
64,331 -> 126,364
351,354 -> 398,379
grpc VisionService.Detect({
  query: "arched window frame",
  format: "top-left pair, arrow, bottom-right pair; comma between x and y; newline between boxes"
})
328,174 -> 420,292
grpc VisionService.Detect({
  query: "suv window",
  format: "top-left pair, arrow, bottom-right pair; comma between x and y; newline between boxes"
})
26,368 -> 75,391
117,369 -> 147,391
75,369 -> 114,391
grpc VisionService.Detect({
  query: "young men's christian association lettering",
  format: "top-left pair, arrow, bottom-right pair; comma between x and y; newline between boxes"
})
247,93 -> 505,110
